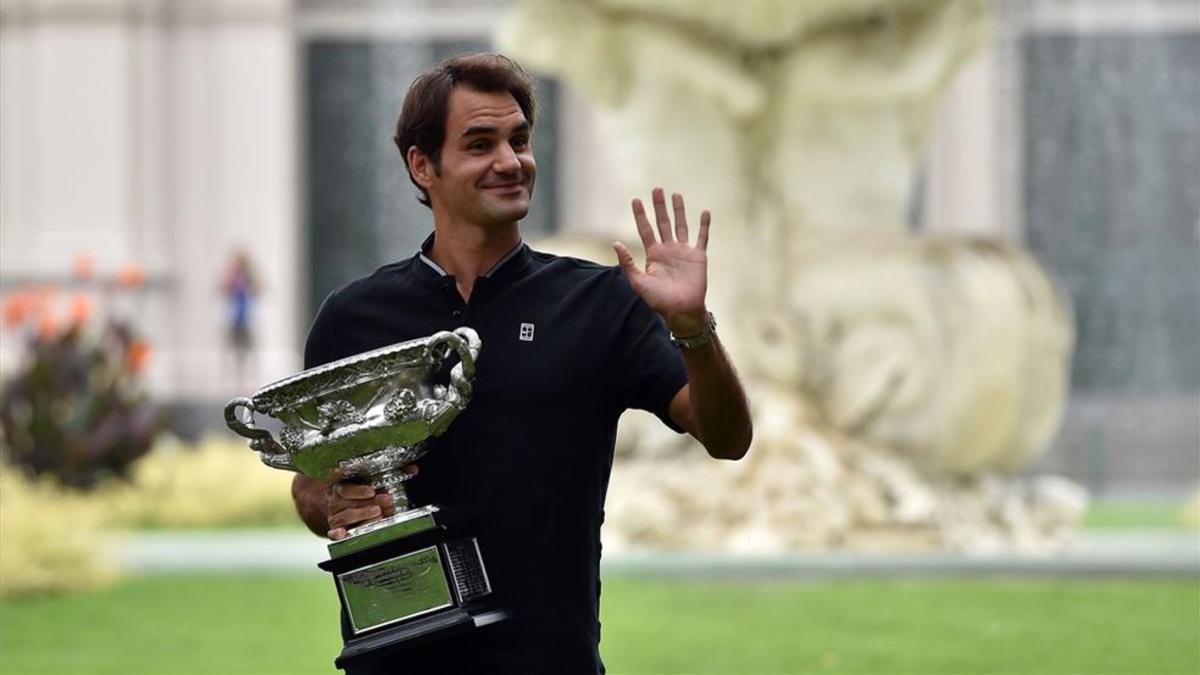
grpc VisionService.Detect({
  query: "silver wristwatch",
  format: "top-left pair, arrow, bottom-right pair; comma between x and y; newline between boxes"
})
670,311 -> 717,350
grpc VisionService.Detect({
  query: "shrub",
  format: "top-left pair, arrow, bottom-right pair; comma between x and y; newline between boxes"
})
0,462 -> 117,598
1,284 -> 163,489
99,435 -> 297,530
1183,487 -> 1200,530
0,435 -> 300,598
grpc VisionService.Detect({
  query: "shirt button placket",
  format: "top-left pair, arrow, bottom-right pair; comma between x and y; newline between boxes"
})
442,279 -> 465,321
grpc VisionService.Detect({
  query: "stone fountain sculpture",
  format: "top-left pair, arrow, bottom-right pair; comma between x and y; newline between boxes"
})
500,0 -> 1086,553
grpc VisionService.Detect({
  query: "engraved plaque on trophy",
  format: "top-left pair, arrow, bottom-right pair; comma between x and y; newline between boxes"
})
224,327 -> 504,668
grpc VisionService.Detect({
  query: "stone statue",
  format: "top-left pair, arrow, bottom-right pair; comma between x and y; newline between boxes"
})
500,0 -> 1085,552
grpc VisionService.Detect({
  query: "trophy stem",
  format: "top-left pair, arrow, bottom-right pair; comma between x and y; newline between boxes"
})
375,469 -> 412,511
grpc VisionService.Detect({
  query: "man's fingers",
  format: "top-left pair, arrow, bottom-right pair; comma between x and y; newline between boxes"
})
613,242 -> 648,292
328,504 -> 383,529
651,187 -> 673,243
328,527 -> 348,541
697,210 -> 711,250
401,463 -> 419,477
375,491 -> 395,513
334,482 -> 375,500
613,242 -> 643,282
630,199 -> 656,250
671,193 -> 688,244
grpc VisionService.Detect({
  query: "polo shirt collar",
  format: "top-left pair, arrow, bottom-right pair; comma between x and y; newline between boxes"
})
414,232 -> 531,285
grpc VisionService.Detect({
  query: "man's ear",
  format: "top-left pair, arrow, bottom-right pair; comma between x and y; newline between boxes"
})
407,146 -> 435,189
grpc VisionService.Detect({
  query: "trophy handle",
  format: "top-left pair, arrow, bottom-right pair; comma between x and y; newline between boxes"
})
429,328 -> 481,407
223,397 -> 295,470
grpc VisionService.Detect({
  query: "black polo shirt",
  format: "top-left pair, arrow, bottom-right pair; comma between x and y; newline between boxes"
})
304,236 -> 688,674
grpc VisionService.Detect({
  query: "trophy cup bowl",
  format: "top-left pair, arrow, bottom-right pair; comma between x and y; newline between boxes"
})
224,327 -> 480,515
224,327 -> 503,666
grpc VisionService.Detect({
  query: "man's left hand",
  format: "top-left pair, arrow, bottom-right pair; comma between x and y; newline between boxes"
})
613,187 -> 711,335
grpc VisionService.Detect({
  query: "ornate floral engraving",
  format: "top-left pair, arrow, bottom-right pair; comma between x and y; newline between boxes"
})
225,328 -> 482,504
317,400 -> 363,433
419,400 -> 443,424
384,389 -> 419,422
252,342 -> 434,415
279,424 -> 305,451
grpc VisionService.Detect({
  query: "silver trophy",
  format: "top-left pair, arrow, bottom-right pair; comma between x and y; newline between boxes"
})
224,327 -> 502,667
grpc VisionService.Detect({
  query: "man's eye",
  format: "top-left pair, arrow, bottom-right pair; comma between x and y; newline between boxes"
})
512,137 -> 529,149
469,141 -> 488,151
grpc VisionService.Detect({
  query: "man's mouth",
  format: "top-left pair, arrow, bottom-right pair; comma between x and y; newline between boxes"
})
482,181 -> 525,194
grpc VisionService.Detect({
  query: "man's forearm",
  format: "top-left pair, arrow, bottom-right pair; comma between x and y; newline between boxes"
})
292,474 -> 333,538
681,332 -> 752,460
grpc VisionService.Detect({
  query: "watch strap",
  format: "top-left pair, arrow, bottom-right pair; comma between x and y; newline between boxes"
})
670,312 -> 717,350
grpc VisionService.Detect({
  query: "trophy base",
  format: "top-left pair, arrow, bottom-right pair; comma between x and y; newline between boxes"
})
317,505 -> 504,669
336,606 -> 507,668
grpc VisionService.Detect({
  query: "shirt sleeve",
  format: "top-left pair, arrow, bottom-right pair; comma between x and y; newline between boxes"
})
605,270 -> 689,433
303,290 -> 343,370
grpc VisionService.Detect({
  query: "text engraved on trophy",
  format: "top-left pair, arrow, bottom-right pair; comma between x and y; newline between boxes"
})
339,546 -> 454,633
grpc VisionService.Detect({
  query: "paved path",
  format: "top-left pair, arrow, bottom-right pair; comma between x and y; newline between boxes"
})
115,529 -> 327,573
116,530 -> 1199,577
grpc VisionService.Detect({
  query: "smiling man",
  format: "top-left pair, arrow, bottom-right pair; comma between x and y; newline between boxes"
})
292,53 -> 752,674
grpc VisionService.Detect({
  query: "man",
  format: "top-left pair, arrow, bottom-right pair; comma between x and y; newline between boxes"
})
293,53 -> 752,673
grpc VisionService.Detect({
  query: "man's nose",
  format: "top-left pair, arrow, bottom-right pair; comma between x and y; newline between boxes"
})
493,145 -> 521,174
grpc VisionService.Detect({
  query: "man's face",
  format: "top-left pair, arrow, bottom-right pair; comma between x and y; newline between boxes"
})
422,87 -> 536,228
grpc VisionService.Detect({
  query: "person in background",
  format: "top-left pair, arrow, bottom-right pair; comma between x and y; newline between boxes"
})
221,250 -> 260,388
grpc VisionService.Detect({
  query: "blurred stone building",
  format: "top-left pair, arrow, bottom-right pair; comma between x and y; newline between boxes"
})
0,0 -> 1196,495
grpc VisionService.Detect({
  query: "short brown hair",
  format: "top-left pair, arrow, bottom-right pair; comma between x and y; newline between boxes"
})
393,53 -> 537,208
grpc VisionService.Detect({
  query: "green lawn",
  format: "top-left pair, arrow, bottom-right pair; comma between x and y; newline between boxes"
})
1083,500 -> 1192,530
1,574 -> 1196,674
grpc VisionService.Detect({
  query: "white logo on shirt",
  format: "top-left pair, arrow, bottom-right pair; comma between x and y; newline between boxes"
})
519,323 -> 535,342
